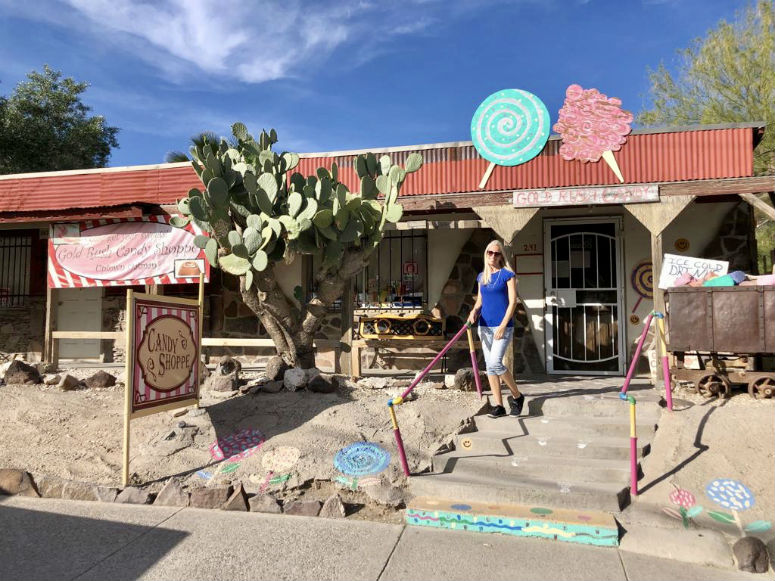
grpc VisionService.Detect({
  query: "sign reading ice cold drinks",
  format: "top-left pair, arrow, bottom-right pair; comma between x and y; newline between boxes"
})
657,253 -> 729,289
131,297 -> 200,413
48,217 -> 209,288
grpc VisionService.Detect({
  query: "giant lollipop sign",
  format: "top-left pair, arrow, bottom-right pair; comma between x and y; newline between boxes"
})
471,89 -> 551,189
553,84 -> 633,182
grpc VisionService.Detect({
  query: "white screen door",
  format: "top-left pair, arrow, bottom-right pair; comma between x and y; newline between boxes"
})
544,218 -> 625,375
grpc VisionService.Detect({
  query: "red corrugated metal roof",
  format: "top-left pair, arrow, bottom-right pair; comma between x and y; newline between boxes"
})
0,125 -> 758,216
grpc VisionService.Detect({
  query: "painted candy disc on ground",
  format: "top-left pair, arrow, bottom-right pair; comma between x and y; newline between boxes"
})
706,479 -> 754,511
334,442 -> 391,477
210,428 -> 265,462
262,446 -> 301,472
470,89 -> 550,167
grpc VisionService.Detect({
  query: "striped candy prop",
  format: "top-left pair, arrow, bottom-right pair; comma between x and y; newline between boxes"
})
471,89 -> 551,189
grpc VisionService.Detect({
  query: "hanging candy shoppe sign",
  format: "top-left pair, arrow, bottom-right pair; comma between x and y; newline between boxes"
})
48,216 -> 209,288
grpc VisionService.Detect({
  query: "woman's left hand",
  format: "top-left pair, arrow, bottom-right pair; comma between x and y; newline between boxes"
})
494,325 -> 506,340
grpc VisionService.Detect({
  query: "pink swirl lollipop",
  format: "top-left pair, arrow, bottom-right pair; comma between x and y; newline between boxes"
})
553,84 -> 633,182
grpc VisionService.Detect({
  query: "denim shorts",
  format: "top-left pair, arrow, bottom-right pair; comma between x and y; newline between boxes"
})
478,326 -> 513,376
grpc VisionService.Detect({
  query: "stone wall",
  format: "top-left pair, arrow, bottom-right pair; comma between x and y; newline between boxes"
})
701,201 -> 758,273
0,297 -> 46,362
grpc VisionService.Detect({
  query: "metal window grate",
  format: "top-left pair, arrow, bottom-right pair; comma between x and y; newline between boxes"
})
0,234 -> 32,307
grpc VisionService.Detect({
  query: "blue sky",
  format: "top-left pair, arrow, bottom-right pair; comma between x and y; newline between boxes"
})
0,0 -> 751,168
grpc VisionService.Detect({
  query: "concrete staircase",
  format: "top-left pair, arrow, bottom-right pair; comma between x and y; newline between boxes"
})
408,379 -> 664,517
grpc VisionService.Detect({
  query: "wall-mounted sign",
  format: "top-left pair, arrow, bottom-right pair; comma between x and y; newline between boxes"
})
674,238 -> 690,252
48,216 -> 209,288
657,253 -> 729,289
513,184 -> 658,208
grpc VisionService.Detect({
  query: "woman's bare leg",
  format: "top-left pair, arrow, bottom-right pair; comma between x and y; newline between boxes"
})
500,369 -> 521,398
487,374 -> 503,407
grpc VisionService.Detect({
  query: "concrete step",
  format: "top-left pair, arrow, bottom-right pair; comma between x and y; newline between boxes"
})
409,470 -> 629,512
406,496 -> 619,547
454,430 -> 650,461
473,414 -> 658,440
432,451 -> 634,485
528,392 -> 664,419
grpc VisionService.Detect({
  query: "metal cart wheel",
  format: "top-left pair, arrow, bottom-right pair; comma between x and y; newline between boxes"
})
748,377 -> 775,400
696,374 -> 731,398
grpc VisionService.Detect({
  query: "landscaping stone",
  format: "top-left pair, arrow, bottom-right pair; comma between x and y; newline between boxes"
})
361,482 -> 405,508
305,367 -> 321,381
0,468 -> 39,497
115,486 -> 152,504
205,357 -> 241,392
95,486 -> 119,503
36,475 -> 65,498
320,494 -> 346,518
261,380 -> 284,394
308,373 -> 337,394
62,481 -> 101,502
283,499 -> 322,517
265,356 -> 289,381
223,483 -> 248,511
283,368 -> 307,391
444,374 -> 456,388
3,360 -> 41,385
190,486 -> 232,509
154,480 -> 190,507
248,494 -> 282,514
43,374 -> 61,386
733,537 -> 769,574
453,367 -> 484,391
84,370 -> 116,389
57,374 -> 80,391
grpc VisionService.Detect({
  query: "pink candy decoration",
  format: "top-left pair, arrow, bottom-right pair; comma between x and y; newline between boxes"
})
669,488 -> 696,509
553,84 -> 633,162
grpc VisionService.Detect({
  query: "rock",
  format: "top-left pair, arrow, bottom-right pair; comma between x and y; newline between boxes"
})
454,367 -> 483,392
209,388 -> 238,399
733,537 -> 769,574
43,374 -> 61,386
265,356 -> 289,381
205,374 -> 239,392
248,494 -> 283,514
308,373 -> 338,394
387,388 -> 416,402
0,469 -> 39,497
36,476 -> 66,498
3,360 -> 41,385
359,377 -> 391,389
223,483 -> 248,511
84,370 -> 116,389
57,374 -> 80,391
261,380 -> 284,394
96,487 -> 119,503
62,481 -> 101,501
199,359 -> 211,381
217,357 -> 242,375
305,367 -> 321,381
444,374 -> 456,388
283,499 -> 322,517
115,371 -> 126,385
283,368 -> 307,391
361,482 -> 406,508
115,486 -> 152,504
188,408 -> 207,417
190,486 -> 233,509
154,480 -> 190,507
320,494 -> 346,518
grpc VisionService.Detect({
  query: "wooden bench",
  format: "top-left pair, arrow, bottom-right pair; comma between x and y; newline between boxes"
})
350,337 -> 480,378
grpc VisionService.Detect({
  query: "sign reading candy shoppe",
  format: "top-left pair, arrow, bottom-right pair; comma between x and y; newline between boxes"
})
512,184 -> 658,208
48,216 -> 209,288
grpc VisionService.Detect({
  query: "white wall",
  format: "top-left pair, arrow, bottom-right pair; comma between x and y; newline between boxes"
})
427,229 -> 472,308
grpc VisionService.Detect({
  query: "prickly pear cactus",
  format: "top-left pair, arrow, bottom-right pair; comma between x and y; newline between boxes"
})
174,124 -> 422,290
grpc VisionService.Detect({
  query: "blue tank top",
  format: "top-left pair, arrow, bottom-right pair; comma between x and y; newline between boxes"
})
477,269 -> 515,327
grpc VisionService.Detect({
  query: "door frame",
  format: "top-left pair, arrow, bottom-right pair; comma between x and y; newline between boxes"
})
543,216 -> 626,375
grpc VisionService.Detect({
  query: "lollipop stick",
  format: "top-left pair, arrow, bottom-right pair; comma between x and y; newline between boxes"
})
602,150 -> 624,183
478,162 -> 496,189
632,296 -> 643,313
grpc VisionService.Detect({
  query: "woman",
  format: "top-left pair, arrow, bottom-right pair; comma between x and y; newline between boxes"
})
467,240 -> 525,418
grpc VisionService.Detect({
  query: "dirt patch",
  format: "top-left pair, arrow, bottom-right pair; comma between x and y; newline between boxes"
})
0,370 -> 485,522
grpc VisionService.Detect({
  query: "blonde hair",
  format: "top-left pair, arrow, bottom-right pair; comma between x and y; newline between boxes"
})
481,240 -> 514,285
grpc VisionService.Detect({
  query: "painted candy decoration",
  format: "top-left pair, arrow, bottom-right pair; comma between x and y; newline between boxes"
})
705,479 -> 754,511
553,84 -> 633,182
471,89 -> 551,188
669,488 -> 696,509
334,442 -> 391,477
209,428 -> 265,462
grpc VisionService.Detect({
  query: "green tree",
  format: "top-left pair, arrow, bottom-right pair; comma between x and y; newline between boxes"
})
639,1 -> 774,175
174,123 -> 422,368
0,65 -> 119,174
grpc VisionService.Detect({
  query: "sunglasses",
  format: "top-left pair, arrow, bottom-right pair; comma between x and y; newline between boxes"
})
486,250 -> 501,257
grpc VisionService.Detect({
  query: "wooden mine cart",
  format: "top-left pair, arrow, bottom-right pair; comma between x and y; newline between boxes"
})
666,286 -> 775,399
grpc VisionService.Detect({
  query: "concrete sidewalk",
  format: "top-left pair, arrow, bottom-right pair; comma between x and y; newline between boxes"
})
1,497 -> 770,581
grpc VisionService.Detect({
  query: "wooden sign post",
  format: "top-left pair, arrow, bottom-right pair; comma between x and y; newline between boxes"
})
122,275 -> 204,486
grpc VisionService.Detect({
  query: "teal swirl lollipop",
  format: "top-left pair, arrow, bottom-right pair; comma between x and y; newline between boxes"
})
471,89 -> 551,188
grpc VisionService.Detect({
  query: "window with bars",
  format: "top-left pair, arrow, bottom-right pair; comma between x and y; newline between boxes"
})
0,233 -> 33,307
